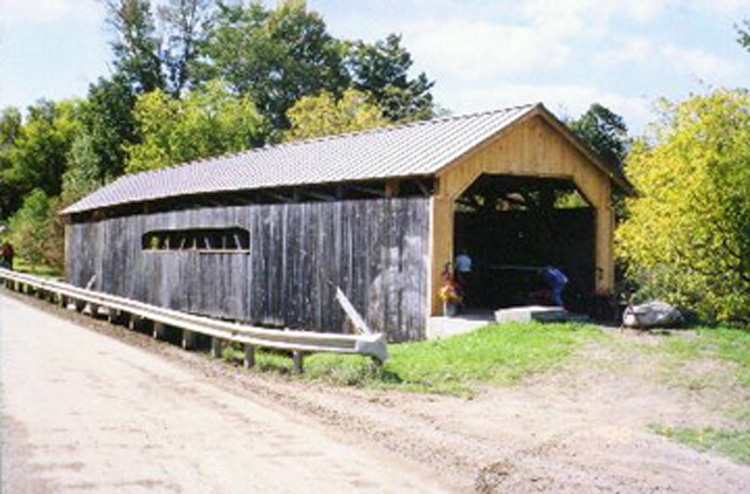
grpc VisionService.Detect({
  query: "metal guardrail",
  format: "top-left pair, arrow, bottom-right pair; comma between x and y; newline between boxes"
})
0,268 -> 388,368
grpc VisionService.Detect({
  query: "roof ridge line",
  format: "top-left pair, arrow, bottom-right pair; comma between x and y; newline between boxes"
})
249,102 -> 540,152
119,103 -> 541,179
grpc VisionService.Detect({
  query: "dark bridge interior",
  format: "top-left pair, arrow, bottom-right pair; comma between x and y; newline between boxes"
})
453,174 -> 595,311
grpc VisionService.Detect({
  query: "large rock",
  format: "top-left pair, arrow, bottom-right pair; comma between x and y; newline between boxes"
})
622,301 -> 682,328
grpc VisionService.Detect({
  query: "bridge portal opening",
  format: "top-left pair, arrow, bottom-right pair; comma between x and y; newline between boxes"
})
453,174 -> 595,312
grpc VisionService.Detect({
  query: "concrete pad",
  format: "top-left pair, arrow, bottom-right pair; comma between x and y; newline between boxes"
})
494,305 -> 569,324
427,315 -> 493,340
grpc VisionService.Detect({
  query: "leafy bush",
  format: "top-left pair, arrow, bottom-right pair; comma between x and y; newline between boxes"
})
618,90 -> 750,323
9,188 -> 51,267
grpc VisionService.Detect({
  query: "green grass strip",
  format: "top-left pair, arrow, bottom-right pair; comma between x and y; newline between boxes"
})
650,424 -> 750,464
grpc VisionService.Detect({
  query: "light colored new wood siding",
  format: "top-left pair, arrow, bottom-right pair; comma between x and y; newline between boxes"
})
428,114 -> 615,315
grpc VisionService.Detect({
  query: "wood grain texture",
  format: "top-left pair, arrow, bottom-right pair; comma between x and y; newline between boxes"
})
430,115 -> 615,315
66,198 -> 429,341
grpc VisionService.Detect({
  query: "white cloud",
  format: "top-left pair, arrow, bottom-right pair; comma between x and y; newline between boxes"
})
0,0 -> 101,23
595,37 -> 652,67
403,19 -> 570,82
624,0 -> 676,23
522,0 -> 675,38
660,44 -> 739,80
690,0 -> 748,16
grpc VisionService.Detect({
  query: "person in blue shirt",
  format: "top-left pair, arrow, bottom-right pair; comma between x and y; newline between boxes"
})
454,249 -> 473,306
542,265 -> 568,307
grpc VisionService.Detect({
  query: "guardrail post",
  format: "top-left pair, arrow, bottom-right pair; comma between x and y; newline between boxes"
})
292,351 -> 304,374
127,314 -> 142,332
211,337 -> 223,358
182,330 -> 197,350
243,345 -> 255,369
74,300 -> 86,313
107,309 -> 123,325
58,294 -> 68,309
89,303 -> 101,318
153,322 -> 167,340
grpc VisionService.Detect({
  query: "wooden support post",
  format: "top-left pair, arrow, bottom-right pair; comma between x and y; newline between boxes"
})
243,345 -> 256,369
152,322 -> 167,340
211,337 -> 223,358
89,303 -> 100,318
292,351 -> 304,374
182,330 -> 197,350
74,300 -> 86,313
59,295 -> 68,309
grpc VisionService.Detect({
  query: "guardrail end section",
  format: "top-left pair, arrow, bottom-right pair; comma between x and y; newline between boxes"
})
355,333 -> 389,364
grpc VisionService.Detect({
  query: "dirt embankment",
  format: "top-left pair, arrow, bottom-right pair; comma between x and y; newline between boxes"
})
6,289 -> 750,493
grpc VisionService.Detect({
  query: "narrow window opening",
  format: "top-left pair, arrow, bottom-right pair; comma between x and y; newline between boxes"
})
142,227 -> 250,253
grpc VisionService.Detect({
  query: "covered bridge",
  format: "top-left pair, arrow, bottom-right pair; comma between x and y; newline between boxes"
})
62,103 -> 629,341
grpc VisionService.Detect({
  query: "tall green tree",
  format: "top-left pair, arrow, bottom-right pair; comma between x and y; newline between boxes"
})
9,99 -> 82,199
126,81 -> 267,173
568,103 -> 628,171
285,89 -> 389,142
200,1 -> 351,129
104,0 -> 164,93
617,89 -> 750,323
0,107 -> 23,218
158,0 -> 214,95
348,34 -> 435,122
81,74 -> 139,181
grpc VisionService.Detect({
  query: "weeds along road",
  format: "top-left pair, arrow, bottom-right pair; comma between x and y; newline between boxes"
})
0,293 -> 450,494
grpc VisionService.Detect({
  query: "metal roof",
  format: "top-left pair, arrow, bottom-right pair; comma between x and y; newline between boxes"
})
63,103 -> 622,215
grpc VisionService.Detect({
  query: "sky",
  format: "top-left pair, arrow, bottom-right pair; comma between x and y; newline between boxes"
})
0,0 -> 748,135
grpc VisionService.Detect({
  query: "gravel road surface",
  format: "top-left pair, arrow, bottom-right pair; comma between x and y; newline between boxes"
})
0,293 -> 450,494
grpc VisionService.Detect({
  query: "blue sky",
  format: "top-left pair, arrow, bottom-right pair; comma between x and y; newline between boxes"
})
1,0 -> 748,134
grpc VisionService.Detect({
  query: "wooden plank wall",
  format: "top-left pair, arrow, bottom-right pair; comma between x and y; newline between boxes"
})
65,197 -> 429,341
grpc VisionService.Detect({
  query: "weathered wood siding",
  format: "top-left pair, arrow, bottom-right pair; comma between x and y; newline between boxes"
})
66,197 -> 429,341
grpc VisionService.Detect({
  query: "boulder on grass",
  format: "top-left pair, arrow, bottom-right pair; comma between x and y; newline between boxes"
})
622,301 -> 682,329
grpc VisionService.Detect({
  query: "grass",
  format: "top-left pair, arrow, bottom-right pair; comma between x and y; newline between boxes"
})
658,327 -> 750,387
12,258 -> 61,278
223,322 -> 607,396
650,424 -> 750,464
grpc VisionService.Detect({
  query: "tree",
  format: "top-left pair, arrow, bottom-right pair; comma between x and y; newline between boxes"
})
81,74 -> 139,181
285,89 -> 389,141
200,1 -> 350,129
126,81 -> 268,173
0,107 -> 23,218
348,34 -> 435,122
617,89 -> 750,323
9,189 -> 52,267
158,0 -> 214,95
104,0 -> 164,93
9,99 -> 82,199
62,133 -> 103,203
736,18 -> 750,52
568,103 -> 628,171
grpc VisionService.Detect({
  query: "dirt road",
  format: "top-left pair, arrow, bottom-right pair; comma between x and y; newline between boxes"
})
0,293 -> 449,494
